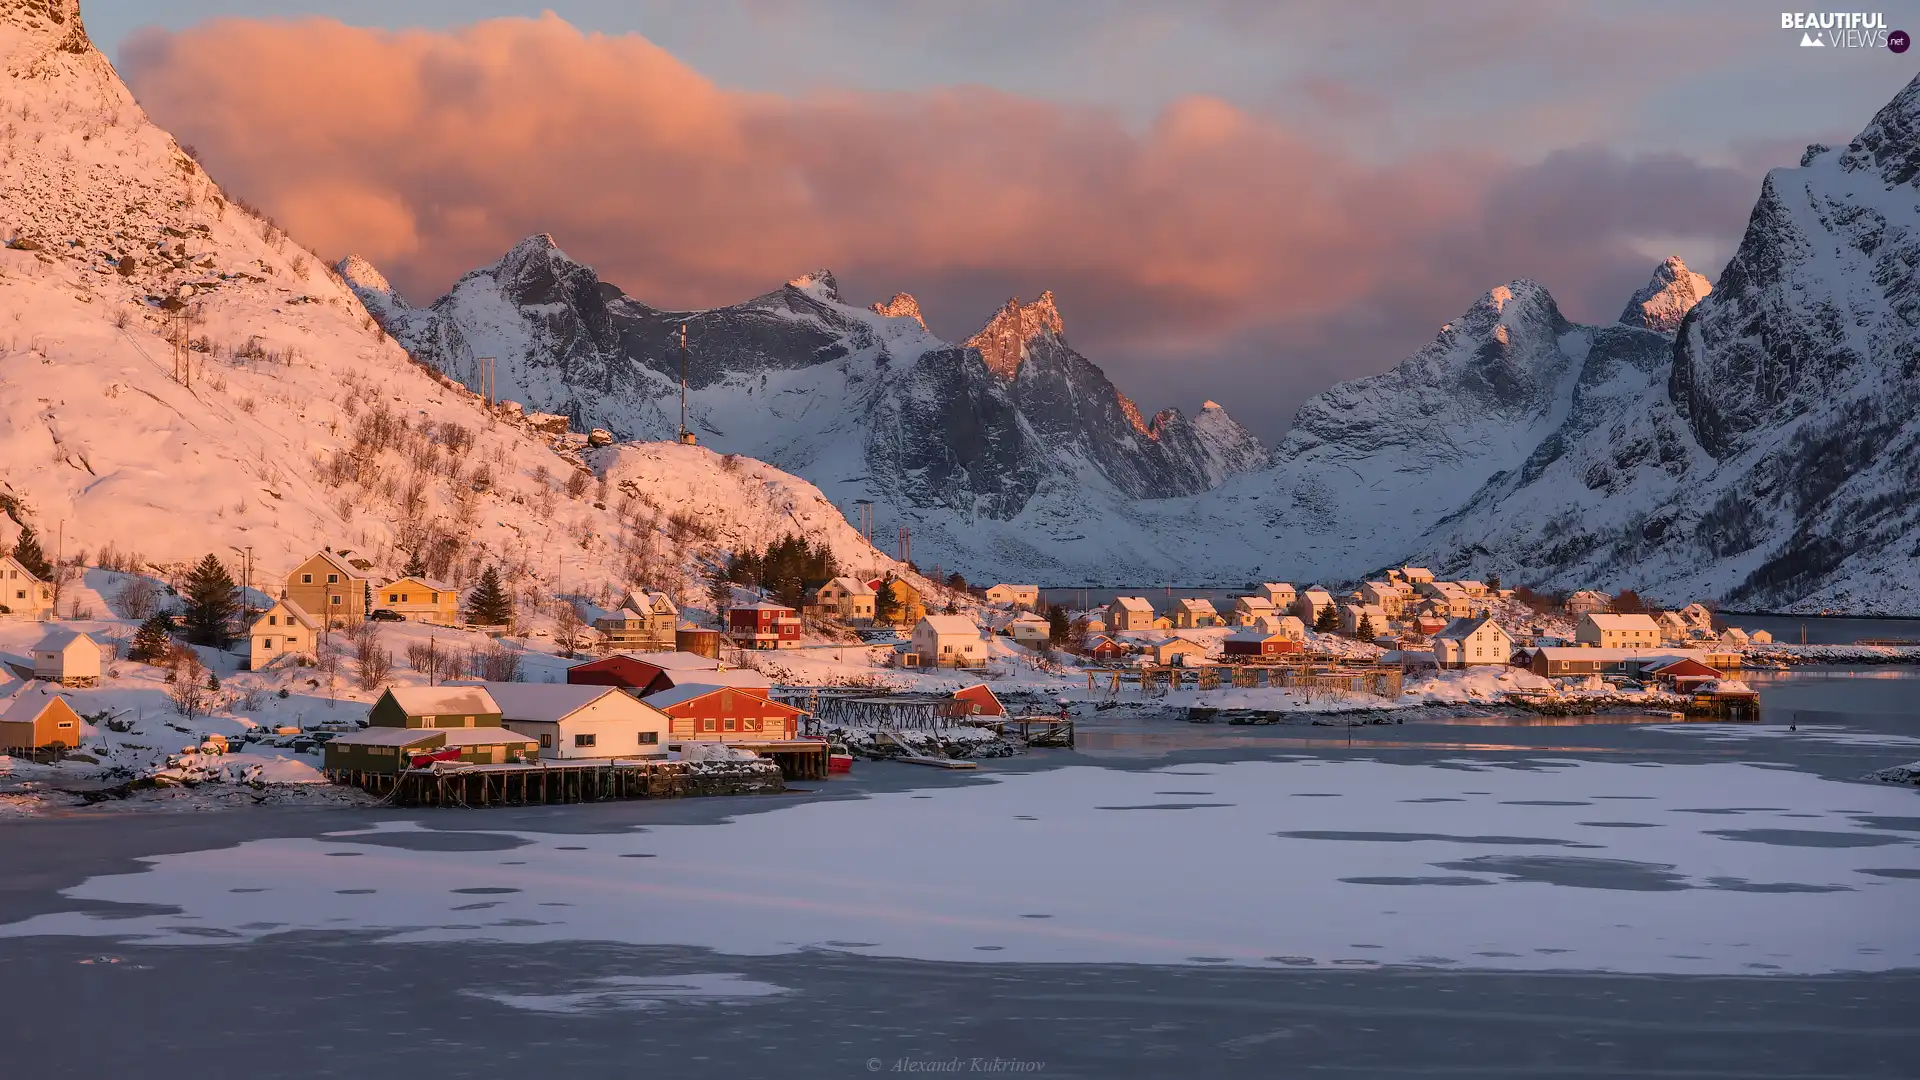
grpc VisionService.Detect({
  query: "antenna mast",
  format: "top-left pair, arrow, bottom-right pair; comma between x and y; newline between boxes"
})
677,323 -> 696,445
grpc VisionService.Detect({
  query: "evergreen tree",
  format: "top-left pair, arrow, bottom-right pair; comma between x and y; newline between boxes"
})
1314,604 -> 1338,633
465,566 -> 513,627
11,524 -> 51,580
872,577 -> 900,626
129,611 -> 173,663
206,671 -> 221,692
181,553 -> 239,648
1485,573 -> 1501,591
1046,603 -> 1070,645
946,571 -> 968,593
364,581 -> 375,617
1355,612 -> 1376,642
706,559 -> 734,628
403,550 -> 428,578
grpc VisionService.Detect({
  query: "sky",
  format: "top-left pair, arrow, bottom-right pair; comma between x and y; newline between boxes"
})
83,1 -> 1917,439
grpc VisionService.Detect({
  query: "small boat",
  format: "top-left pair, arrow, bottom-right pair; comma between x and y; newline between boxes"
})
827,737 -> 853,774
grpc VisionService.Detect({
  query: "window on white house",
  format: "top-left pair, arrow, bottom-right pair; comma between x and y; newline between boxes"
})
639,731 -> 658,744
574,733 -> 597,748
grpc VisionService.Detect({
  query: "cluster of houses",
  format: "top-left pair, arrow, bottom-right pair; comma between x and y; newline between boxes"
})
320,649 -> 1010,779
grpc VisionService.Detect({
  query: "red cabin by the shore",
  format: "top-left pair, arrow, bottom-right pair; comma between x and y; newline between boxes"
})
646,684 -> 805,742
1222,630 -> 1302,657
952,683 -> 1005,717
1084,634 -> 1129,662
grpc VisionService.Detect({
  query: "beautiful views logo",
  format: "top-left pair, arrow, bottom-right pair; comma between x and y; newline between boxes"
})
1780,12 -> 1903,48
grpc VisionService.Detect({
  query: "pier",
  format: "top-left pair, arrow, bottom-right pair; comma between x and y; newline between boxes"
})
329,758 -> 785,807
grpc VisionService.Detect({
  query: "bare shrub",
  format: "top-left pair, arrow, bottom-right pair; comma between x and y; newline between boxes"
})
564,470 -> 591,499
165,648 -> 208,717
405,638 -> 454,685
553,599 -> 587,658
115,576 -> 162,619
464,642 -> 522,682
354,630 -> 393,691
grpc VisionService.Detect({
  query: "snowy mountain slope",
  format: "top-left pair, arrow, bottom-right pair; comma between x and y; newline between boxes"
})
1619,256 -> 1711,332
0,1 -> 913,612
345,237 -> 1269,575
1410,74 -> 1920,613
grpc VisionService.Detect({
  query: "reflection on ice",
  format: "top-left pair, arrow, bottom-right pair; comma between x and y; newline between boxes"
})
1,758 -> 1915,976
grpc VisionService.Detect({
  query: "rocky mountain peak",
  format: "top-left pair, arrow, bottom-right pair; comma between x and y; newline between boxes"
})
786,269 -> 841,303
869,292 -> 926,329
3,0 -> 88,52
1618,255 -> 1711,332
1838,72 -> 1920,187
337,253 -> 407,320
965,291 -> 1066,379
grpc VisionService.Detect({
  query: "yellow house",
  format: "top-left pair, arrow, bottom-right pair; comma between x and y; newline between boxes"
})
285,550 -> 368,627
872,575 -> 926,627
377,576 -> 461,624
0,555 -> 53,619
0,688 -> 85,751
248,598 -> 318,670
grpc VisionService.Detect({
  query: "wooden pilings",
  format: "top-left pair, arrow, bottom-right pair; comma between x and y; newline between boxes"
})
331,758 -> 788,808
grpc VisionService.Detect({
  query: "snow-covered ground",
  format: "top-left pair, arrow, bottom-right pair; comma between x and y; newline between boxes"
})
5,757 -> 1914,975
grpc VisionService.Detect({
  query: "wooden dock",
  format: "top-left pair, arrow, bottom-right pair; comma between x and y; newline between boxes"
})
331,758 -> 784,808
982,715 -> 1076,748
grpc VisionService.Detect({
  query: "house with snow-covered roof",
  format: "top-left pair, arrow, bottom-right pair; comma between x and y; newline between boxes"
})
1431,615 -> 1513,668
984,584 -> 1040,609
30,629 -> 103,687
1230,595 -> 1277,625
367,685 -> 503,729
595,589 -> 679,649
1576,613 -> 1661,649
1339,603 -> 1388,638
1564,590 -> 1612,617
1257,614 -> 1307,642
0,685 -> 84,752
377,575 -> 460,624
248,597 -> 317,670
285,550 -> 369,626
1292,588 -> 1335,626
1677,602 -> 1715,630
1005,612 -> 1051,644
0,555 -> 53,619
904,614 -> 987,668
1258,583 -> 1296,608
1359,580 -> 1411,616
1110,596 -> 1157,632
806,577 -> 875,623
482,681 -> 669,760
1144,636 -> 1209,666
728,600 -> 802,650
1173,598 -> 1220,628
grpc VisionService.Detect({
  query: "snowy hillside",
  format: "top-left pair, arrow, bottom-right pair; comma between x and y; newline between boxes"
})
0,1 -> 911,611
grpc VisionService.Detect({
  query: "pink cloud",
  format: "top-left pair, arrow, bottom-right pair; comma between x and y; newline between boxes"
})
120,13 -> 1758,436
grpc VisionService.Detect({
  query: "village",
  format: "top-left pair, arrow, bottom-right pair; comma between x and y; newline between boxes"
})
0,511 -> 1799,814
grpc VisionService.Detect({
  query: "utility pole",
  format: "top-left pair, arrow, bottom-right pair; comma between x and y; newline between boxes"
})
677,323 -> 697,446
231,545 -> 252,618
475,356 -> 497,407
898,526 -> 911,566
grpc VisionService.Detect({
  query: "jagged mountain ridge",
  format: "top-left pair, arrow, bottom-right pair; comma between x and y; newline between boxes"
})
346,237 -> 1269,526
1413,73 -> 1920,613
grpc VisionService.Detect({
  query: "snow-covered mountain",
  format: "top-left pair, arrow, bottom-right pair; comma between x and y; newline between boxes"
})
1619,256 -> 1712,332
1410,73 -> 1920,613
343,237 -> 1269,572
0,0 -> 912,612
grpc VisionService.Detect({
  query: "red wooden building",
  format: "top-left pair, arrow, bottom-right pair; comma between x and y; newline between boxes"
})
1222,629 -> 1303,657
728,601 -> 802,649
567,652 -> 771,698
952,683 -> 1005,717
1083,634 -> 1129,662
646,684 -> 805,742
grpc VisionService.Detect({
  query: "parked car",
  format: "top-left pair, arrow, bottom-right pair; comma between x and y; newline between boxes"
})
369,609 -> 405,622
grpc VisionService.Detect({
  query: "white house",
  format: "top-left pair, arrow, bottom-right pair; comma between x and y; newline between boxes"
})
908,614 -> 987,668
1144,636 -> 1209,666
1256,613 -> 1308,642
1565,590 -> 1613,617
1454,580 -> 1489,597
1395,567 -> 1436,585
1339,603 -> 1388,637
1414,581 -> 1475,618
1359,580 -> 1410,616
1110,596 -> 1157,632
1576,613 -> 1662,650
808,577 -> 876,623
30,629 -> 103,686
1654,610 -> 1690,642
1258,582 -> 1296,608
1292,588 -> 1334,627
1230,595 -> 1278,625
984,584 -> 1040,609
1677,602 -> 1715,630
1432,615 -> 1514,668
1717,626 -> 1750,648
485,681 -> 670,759
248,597 -> 318,670
1006,612 -> 1050,644
0,555 -> 53,619
1173,598 -> 1220,628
